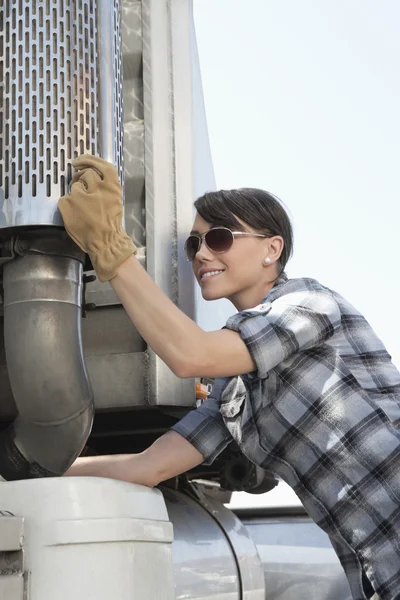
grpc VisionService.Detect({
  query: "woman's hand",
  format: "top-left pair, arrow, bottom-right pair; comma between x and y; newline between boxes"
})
58,155 -> 136,282
64,431 -> 204,487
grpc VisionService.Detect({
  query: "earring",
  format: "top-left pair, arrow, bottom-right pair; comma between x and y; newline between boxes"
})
264,257 -> 271,264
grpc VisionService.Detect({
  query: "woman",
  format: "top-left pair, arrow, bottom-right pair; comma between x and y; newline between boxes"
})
59,155 -> 400,600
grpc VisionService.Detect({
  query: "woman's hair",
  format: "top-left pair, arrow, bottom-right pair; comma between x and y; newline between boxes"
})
194,188 -> 294,272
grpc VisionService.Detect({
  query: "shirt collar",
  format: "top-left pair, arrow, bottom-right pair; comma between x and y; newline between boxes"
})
261,272 -> 288,303
274,272 -> 288,286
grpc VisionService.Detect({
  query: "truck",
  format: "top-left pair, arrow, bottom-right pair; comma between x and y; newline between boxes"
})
0,1 -> 352,598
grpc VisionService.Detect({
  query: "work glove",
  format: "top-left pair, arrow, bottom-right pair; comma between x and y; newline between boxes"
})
58,155 -> 137,282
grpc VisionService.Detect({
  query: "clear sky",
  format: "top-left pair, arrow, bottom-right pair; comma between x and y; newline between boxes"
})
193,0 -> 400,368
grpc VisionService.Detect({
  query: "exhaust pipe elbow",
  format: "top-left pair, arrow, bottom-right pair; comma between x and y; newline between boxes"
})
0,252 -> 94,480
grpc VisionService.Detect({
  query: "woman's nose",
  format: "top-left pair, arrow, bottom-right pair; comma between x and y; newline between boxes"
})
195,238 -> 213,261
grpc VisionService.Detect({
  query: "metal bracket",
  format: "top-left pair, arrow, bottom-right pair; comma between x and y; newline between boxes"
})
82,274 -> 97,318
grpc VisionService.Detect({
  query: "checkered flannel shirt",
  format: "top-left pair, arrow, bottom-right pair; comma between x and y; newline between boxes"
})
172,275 -> 400,600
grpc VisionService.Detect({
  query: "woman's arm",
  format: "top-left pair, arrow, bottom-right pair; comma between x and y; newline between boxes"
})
67,384 -> 232,484
65,431 -> 204,487
111,255 -> 256,379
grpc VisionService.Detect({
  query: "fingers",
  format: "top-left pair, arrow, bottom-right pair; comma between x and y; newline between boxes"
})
71,168 -> 102,194
72,154 -> 119,182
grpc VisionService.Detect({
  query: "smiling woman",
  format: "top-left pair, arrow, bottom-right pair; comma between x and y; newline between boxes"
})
59,155 -> 400,600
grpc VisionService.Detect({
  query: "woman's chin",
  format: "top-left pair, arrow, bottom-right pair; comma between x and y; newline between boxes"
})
201,288 -> 225,302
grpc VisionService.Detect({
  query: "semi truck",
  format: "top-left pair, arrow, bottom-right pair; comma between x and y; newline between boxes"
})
0,1 -> 352,598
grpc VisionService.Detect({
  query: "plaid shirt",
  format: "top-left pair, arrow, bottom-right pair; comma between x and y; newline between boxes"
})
172,275 -> 400,600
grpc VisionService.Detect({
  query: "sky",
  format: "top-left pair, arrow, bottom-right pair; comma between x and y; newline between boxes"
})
193,0 -> 400,369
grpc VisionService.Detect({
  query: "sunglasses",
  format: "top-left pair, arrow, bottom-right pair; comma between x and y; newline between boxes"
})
184,226 -> 269,262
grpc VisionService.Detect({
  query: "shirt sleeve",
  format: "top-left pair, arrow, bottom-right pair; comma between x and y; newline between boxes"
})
170,378 -> 232,465
225,286 -> 341,379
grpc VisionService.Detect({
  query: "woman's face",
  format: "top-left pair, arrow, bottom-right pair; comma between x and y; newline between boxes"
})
189,212 -> 277,311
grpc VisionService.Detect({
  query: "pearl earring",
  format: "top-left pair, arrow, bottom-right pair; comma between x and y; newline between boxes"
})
264,257 -> 271,264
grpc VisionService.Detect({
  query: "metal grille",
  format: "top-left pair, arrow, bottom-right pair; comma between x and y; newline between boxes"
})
0,0 -> 123,228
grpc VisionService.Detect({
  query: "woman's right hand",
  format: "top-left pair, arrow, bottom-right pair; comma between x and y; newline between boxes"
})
58,155 -> 137,282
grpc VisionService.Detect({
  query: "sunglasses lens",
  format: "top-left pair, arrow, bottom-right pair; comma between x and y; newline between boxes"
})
205,228 -> 233,253
185,236 -> 200,261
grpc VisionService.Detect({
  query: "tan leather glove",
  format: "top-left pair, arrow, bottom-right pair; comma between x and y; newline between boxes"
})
58,155 -> 137,282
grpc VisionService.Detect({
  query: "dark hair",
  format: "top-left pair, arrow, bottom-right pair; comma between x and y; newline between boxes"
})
194,188 -> 294,272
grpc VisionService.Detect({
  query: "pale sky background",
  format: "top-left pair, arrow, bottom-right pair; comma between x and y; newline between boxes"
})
193,0 -> 400,369
193,0 -> 400,507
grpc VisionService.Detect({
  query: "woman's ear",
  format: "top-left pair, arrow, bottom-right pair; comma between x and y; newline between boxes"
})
264,236 -> 284,265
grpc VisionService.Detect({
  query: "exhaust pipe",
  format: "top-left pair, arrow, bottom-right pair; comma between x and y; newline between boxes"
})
0,235 -> 94,480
